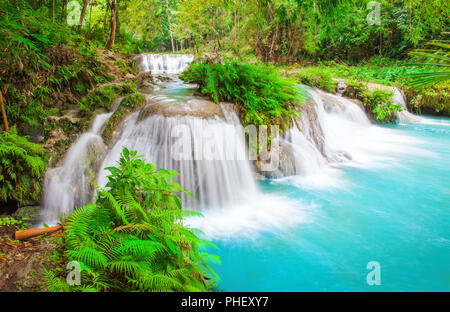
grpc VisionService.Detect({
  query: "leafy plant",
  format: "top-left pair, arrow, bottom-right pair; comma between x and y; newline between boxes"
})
47,148 -> 219,292
408,39 -> 450,86
293,68 -> 337,93
0,216 -> 27,230
181,61 -> 303,132
360,89 -> 402,122
0,127 -> 46,206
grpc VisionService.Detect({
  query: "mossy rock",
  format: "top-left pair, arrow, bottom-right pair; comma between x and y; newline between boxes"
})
403,84 -> 450,117
11,206 -> 41,228
102,93 -> 147,145
79,83 -> 138,117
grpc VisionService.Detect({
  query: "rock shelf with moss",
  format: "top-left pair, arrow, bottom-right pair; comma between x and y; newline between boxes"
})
102,93 -> 147,145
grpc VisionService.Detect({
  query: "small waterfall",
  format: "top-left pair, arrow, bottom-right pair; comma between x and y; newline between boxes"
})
134,54 -> 194,75
278,87 -> 424,188
392,88 -> 423,123
40,98 -> 121,226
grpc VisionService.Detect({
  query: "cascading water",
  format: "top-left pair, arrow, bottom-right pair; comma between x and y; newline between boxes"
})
392,87 -> 424,123
40,98 -> 122,226
134,54 -> 194,75
96,107 -> 258,209
277,87 -> 429,189
37,53 -> 449,290
210,85 -> 449,291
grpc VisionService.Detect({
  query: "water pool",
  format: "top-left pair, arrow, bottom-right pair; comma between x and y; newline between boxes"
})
203,117 -> 450,291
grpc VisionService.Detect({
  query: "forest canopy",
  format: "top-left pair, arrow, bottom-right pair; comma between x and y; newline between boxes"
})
1,0 -> 447,62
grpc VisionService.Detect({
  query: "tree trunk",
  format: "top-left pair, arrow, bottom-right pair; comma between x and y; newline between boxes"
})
234,1 -> 238,42
166,0 -> 175,53
0,85 -> 10,132
106,0 -> 116,49
78,0 -> 90,31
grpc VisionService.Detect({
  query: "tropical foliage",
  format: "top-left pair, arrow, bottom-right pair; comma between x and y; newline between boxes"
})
0,127 -> 46,207
360,89 -> 402,122
45,148 -> 219,292
181,61 -> 303,131
408,39 -> 450,86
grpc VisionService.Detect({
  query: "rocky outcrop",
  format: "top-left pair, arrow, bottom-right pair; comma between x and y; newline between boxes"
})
137,96 -> 223,121
254,141 -> 296,178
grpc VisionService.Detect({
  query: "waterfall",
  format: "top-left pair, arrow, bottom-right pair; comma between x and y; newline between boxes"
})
39,53 -> 429,236
278,87 -> 426,188
134,54 -> 194,75
40,98 -> 122,226
391,88 -> 423,123
96,106 -> 258,209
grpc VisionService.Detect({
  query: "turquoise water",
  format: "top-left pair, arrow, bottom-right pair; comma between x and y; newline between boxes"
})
209,117 -> 450,291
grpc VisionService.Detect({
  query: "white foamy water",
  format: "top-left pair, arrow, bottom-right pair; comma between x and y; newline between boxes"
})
97,108 -> 258,209
135,54 -> 194,75
392,88 -> 424,124
40,114 -> 115,226
276,87 -> 433,189
186,194 -> 311,240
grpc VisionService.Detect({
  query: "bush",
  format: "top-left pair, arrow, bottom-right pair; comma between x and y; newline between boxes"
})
360,90 -> 402,122
343,79 -> 368,99
405,84 -> 450,116
293,68 -> 338,93
0,128 -> 46,207
180,61 -> 303,132
46,148 -> 219,292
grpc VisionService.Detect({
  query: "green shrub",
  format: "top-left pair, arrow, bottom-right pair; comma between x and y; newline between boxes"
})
79,84 -> 138,116
293,68 -> 338,93
181,61 -> 303,132
343,79 -> 368,99
0,216 -> 27,230
404,84 -> 450,116
46,148 -> 218,292
360,90 -> 402,122
0,128 -> 46,206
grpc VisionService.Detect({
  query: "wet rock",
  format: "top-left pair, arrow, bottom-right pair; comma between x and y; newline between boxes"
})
137,72 -> 154,84
298,95 -> 327,157
11,206 -> 41,227
254,141 -> 296,178
138,96 -> 223,121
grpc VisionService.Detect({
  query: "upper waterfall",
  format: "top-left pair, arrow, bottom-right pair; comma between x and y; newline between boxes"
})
134,54 -> 194,75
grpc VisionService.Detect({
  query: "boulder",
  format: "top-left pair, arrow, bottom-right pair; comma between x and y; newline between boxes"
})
138,96 -> 223,121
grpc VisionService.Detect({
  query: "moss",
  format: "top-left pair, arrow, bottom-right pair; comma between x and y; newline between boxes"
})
121,93 -> 146,109
343,79 -> 368,99
79,85 -> 116,116
78,81 -> 138,116
115,59 -> 131,74
113,82 -> 137,96
102,93 -> 147,145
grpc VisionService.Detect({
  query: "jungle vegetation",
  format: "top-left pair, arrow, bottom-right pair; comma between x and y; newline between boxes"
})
0,0 -> 448,292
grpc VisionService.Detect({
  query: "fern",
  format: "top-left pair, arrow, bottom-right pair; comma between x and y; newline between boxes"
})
0,127 -> 45,207
180,60 -> 304,133
48,148 -> 219,292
